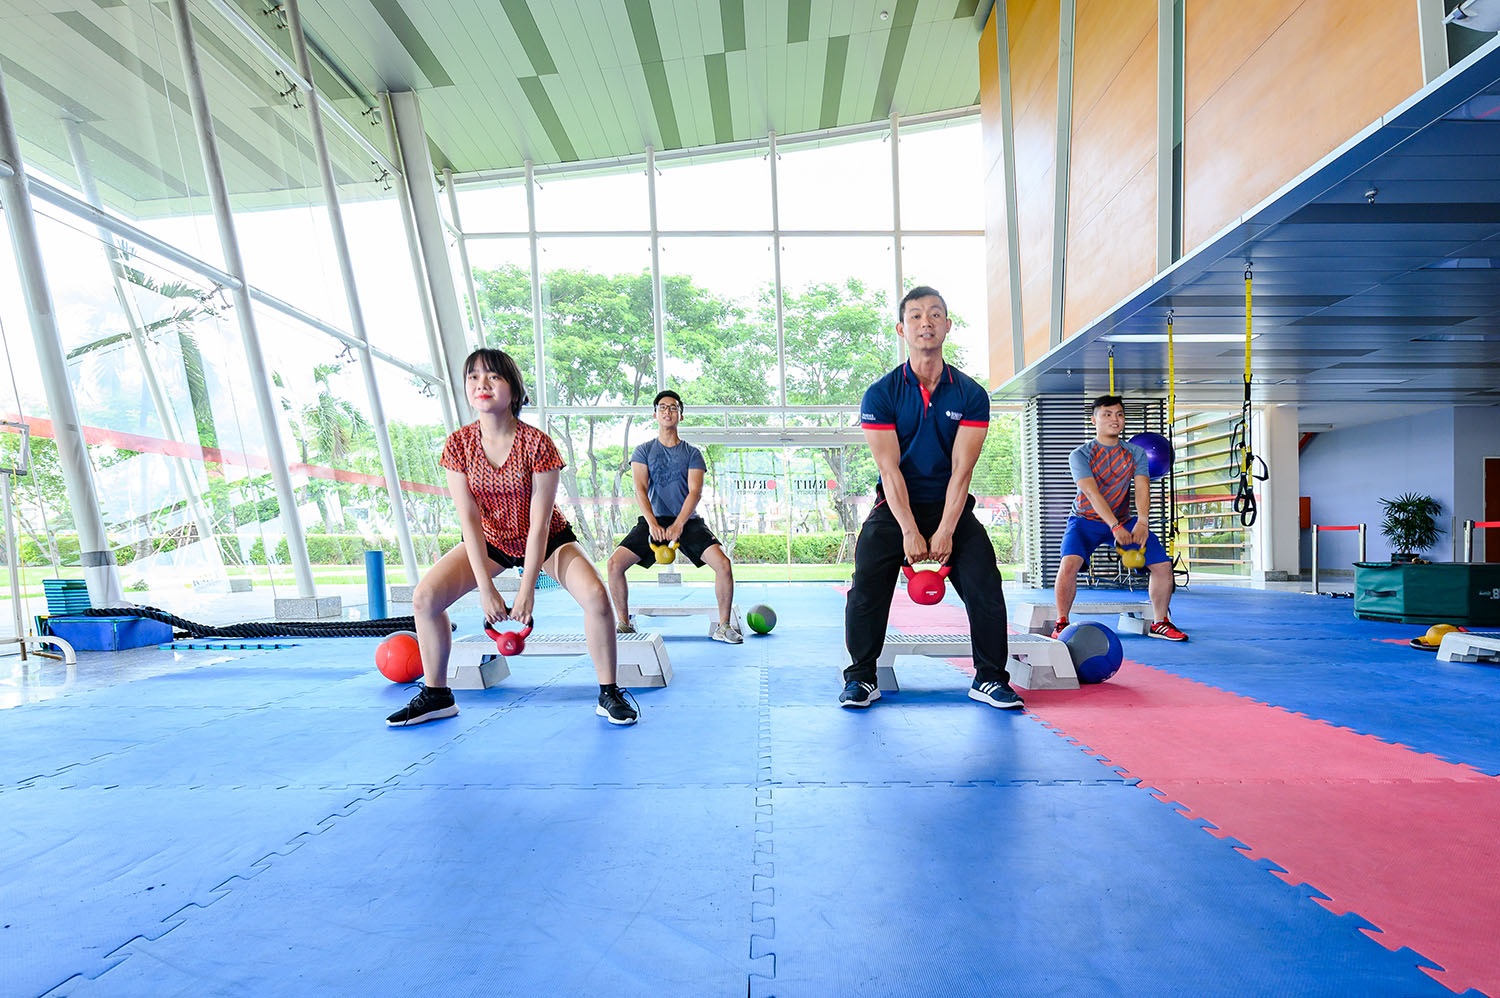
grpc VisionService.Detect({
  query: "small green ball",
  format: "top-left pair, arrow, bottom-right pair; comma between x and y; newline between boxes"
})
746,604 -> 777,634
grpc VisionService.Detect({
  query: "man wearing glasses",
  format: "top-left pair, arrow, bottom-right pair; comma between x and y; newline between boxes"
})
607,390 -> 743,643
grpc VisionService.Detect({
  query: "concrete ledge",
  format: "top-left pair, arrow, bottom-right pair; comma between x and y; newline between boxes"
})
274,596 -> 342,620
656,571 -> 682,586
390,584 -> 415,602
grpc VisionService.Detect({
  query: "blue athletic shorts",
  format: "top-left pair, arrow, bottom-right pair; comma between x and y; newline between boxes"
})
1060,516 -> 1169,567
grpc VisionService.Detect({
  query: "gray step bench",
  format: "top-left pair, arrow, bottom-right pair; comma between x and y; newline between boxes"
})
448,631 -> 673,690
873,632 -> 1079,691
1016,601 -> 1151,635
632,603 -> 741,637
1437,632 -> 1500,664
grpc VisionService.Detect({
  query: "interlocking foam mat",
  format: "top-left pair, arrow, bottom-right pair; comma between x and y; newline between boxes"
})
2,582 -> 1493,996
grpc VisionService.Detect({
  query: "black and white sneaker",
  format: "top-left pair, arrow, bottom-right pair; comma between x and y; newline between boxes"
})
597,686 -> 639,725
839,680 -> 880,708
969,679 -> 1024,710
386,685 -> 458,727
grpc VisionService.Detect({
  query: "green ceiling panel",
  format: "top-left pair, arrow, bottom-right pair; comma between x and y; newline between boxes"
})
705,52 -> 733,144
787,0 -> 811,44
720,0 -> 745,52
625,0 -> 682,150
820,34 -> 848,129
871,0 -> 918,119
518,75 -> 577,162
368,0 -> 454,87
500,0 -> 557,75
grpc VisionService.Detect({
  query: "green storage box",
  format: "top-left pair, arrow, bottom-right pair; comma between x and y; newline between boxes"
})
1353,562 -> 1500,625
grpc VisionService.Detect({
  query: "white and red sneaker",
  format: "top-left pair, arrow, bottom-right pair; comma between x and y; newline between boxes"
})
1049,617 -> 1070,640
1149,619 -> 1188,642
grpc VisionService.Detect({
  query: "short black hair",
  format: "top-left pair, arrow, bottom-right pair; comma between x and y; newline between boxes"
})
1091,394 -> 1125,415
463,347 -> 529,418
653,389 -> 682,409
898,285 -> 947,321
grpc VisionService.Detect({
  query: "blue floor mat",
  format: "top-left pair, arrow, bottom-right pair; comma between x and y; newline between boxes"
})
753,784 -> 1451,997
2,785 -> 378,997
50,787 -> 756,998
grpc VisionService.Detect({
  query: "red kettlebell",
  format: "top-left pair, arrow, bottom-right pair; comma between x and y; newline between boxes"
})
485,620 -> 534,656
902,564 -> 952,606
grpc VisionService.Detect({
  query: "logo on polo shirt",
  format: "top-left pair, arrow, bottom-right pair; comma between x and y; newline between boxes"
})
944,409 -> 962,421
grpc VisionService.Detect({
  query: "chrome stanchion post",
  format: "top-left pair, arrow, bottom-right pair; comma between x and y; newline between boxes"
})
1357,523 -> 1366,563
1311,524 -> 1320,595
1463,519 -> 1474,562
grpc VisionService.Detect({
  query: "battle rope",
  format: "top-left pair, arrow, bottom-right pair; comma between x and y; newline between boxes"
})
1229,263 -> 1268,527
82,606 -> 430,639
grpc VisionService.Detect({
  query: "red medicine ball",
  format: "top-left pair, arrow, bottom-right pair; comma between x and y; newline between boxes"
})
376,632 -> 423,683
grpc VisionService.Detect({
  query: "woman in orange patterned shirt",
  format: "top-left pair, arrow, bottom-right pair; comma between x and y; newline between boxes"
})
386,348 -> 638,727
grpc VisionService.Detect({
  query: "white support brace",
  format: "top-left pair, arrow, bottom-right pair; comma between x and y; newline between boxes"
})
448,631 -> 674,689
1016,601 -> 1151,635
873,632 -> 1079,691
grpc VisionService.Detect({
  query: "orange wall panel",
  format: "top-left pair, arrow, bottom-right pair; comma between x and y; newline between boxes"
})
1009,0 -> 1058,369
1063,0 -> 1157,339
980,10 -> 1015,386
1183,0 -> 1421,252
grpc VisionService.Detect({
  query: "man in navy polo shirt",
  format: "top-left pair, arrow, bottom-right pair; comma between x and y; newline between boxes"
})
840,286 -> 1021,710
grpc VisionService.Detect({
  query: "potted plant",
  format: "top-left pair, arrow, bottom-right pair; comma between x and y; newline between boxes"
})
1378,493 -> 1444,563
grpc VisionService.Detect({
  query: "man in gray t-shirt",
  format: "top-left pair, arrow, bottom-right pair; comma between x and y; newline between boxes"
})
606,390 -> 742,643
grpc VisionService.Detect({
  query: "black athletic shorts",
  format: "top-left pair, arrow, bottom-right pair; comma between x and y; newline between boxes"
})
485,524 -> 578,571
618,516 -> 722,568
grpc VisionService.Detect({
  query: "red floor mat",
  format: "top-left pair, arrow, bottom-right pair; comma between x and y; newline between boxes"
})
1024,664 -> 1500,996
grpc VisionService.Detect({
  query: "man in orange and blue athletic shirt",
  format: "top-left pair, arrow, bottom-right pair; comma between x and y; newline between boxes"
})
839,285 -> 1021,710
1054,394 -> 1187,642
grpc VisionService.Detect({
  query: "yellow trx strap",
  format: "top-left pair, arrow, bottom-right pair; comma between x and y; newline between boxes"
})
1167,312 -> 1175,428
1108,346 -> 1115,395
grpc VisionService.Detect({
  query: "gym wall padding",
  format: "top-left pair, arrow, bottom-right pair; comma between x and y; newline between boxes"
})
1182,0 -> 1422,253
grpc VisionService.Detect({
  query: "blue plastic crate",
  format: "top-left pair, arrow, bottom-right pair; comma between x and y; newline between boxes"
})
44,615 -> 173,652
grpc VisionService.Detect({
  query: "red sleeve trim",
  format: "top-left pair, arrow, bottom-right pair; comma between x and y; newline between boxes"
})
958,420 -> 989,427
861,423 -> 896,430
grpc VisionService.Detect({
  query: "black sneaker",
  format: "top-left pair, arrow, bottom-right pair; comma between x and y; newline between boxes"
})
969,679 -> 1024,710
597,686 -> 639,725
386,685 -> 457,727
839,680 -> 880,708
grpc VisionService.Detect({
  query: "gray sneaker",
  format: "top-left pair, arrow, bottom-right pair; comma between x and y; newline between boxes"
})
711,622 -> 743,644
616,619 -> 637,635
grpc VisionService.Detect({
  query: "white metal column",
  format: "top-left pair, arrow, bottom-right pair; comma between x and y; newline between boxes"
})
525,160 -> 546,413
890,112 -> 905,365
1156,0 -> 1175,272
993,1 -> 1026,375
0,65 -> 124,605
647,146 -> 666,392
444,166 -> 485,352
60,117 -> 222,573
379,92 -> 456,432
388,90 -> 471,414
1252,404 -> 1301,583
769,130 -> 787,408
287,0 -> 420,586
1049,0 -> 1077,348
166,0 -> 317,598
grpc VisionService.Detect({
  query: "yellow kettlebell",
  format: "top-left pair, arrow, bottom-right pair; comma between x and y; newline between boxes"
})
1115,545 -> 1146,570
650,541 -> 679,565
1421,623 -> 1460,647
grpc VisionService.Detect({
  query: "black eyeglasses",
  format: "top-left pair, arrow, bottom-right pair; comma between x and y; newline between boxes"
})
655,403 -> 682,412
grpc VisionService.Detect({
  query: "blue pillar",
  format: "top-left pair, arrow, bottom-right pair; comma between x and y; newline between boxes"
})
365,550 -> 387,619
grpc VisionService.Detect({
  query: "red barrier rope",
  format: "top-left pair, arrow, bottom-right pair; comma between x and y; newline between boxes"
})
1314,524 -> 1362,532
1473,521 -> 1500,529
